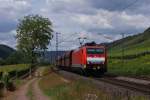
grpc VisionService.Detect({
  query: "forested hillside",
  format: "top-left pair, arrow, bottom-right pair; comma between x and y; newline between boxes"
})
0,44 -> 15,59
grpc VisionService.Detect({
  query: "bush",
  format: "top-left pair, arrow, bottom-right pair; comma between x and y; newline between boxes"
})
0,82 -> 4,97
2,72 -> 10,88
1,72 -> 15,91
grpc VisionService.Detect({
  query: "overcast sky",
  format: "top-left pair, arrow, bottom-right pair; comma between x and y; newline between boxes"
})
0,0 -> 150,50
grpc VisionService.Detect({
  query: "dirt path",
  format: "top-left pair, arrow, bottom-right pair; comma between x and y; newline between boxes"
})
4,77 -> 49,100
32,78 -> 49,100
5,78 -> 35,100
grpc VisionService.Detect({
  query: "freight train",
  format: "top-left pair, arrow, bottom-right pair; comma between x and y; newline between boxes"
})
56,43 -> 107,75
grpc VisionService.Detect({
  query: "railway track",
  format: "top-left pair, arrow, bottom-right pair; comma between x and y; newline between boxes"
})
96,77 -> 150,95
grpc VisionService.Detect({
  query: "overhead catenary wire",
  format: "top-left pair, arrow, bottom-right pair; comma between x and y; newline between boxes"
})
122,0 -> 139,11
58,33 -> 80,44
97,33 -> 115,41
119,0 -> 139,67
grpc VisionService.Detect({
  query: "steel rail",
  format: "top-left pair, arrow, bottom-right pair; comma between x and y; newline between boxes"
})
96,77 -> 150,95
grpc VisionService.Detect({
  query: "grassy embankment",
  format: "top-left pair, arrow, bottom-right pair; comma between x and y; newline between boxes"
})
39,68 -> 148,100
108,28 -> 150,76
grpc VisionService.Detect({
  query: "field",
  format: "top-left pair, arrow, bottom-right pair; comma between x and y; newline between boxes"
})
0,64 -> 29,73
108,55 -> 150,76
0,64 -> 30,81
107,29 -> 150,76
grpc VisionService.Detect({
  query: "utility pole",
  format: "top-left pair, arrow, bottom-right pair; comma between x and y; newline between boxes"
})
121,33 -> 125,67
56,32 -> 61,64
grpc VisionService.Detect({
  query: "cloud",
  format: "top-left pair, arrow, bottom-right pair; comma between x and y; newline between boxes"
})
0,0 -> 31,48
88,0 -> 132,11
45,0 -> 92,14
68,9 -> 150,35
0,0 -> 31,32
0,19 -> 17,33
0,0 -> 31,18
0,0 -> 150,50
0,30 -> 16,48
88,0 -> 150,13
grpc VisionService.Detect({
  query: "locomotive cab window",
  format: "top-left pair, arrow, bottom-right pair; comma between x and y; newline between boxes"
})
87,48 -> 104,54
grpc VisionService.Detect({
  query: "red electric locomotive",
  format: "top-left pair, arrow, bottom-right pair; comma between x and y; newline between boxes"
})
57,44 -> 107,75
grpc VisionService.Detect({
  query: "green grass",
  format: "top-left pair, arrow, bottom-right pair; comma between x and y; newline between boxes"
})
0,64 -> 29,73
39,73 -> 110,100
108,55 -> 150,76
39,72 -> 149,100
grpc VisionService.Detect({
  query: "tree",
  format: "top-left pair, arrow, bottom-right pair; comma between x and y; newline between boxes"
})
5,51 -> 29,65
16,15 -> 53,67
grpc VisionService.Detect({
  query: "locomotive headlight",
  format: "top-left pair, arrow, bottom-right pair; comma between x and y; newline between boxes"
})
84,65 -> 86,68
